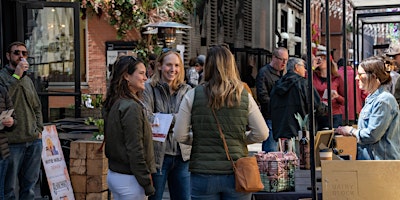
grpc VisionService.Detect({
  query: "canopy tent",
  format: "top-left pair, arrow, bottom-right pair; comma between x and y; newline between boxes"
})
305,1 -> 400,200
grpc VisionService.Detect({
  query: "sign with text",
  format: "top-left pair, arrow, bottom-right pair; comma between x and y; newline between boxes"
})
41,125 -> 75,200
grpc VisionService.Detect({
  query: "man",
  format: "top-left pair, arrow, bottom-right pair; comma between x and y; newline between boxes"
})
270,58 -> 327,140
386,44 -> 400,105
195,55 -> 205,84
1,41 -> 43,199
256,47 -> 288,152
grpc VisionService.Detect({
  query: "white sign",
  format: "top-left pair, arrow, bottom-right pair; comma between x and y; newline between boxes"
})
41,125 -> 75,200
152,113 -> 174,142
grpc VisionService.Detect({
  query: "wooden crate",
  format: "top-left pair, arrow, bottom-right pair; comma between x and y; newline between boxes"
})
70,140 -> 109,198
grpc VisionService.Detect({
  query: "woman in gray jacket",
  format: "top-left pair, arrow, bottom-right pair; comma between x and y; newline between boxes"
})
143,50 -> 192,200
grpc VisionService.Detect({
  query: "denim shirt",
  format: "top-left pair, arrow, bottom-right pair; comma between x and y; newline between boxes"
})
357,86 -> 400,160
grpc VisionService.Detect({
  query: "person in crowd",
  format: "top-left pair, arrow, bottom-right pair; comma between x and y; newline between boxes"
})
173,44 -> 268,200
187,56 -> 199,87
256,47 -> 288,152
143,50 -> 192,200
1,41 -> 43,199
336,56 -> 400,160
0,85 -> 16,200
313,50 -> 345,129
386,44 -> 400,105
337,58 -> 362,124
195,55 -> 205,84
270,58 -> 327,140
147,53 -> 158,79
103,56 -> 156,199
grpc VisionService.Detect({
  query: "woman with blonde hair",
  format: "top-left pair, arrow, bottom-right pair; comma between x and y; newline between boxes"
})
143,50 -> 192,200
173,45 -> 268,200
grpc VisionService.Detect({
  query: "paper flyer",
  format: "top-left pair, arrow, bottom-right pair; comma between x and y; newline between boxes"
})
152,113 -> 173,142
41,125 -> 75,200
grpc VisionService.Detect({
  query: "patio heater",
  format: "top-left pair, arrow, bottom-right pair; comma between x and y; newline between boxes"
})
143,21 -> 191,47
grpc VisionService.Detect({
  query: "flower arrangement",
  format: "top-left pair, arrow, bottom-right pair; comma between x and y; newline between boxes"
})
79,0 -> 197,39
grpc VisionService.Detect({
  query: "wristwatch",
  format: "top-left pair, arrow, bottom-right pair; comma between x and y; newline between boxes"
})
349,128 -> 355,137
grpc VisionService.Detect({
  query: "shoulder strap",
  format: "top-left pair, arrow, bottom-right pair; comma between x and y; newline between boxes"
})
211,109 -> 236,170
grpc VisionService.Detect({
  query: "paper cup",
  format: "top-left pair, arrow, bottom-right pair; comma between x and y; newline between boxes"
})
319,151 -> 332,160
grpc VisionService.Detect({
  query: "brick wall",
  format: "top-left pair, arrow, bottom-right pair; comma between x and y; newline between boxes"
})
86,15 -> 140,95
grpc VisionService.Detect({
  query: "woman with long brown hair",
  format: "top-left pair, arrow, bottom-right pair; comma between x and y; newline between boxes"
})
103,56 -> 156,199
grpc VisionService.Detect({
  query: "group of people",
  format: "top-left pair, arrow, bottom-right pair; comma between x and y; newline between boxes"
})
1,40 -> 398,200
104,45 -> 268,200
256,45 -> 400,161
0,41 -> 43,200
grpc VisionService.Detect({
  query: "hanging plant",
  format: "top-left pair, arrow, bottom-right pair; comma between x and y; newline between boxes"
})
79,0 -> 198,40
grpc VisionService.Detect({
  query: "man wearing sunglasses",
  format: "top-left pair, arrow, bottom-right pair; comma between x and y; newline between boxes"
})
0,41 -> 43,199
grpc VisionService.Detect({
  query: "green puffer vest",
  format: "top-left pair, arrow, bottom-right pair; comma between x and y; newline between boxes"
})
190,86 -> 249,174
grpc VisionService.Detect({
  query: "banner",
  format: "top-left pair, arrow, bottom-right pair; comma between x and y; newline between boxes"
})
41,125 -> 75,200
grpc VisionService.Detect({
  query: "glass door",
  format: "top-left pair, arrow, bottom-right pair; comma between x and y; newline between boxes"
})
16,1 -> 81,122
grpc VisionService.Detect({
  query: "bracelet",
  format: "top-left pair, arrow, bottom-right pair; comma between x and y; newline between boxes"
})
12,74 -> 20,80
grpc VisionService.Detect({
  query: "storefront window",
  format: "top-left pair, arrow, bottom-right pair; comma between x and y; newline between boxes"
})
25,6 -> 80,84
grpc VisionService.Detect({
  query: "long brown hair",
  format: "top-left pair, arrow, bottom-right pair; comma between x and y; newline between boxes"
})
103,56 -> 144,112
359,56 -> 391,91
204,45 -> 243,109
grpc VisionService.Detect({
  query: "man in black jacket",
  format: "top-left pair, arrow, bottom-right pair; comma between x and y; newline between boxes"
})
270,58 -> 327,140
256,47 -> 288,152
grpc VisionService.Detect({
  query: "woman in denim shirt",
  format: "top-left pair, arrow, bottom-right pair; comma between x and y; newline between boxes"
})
337,56 -> 400,160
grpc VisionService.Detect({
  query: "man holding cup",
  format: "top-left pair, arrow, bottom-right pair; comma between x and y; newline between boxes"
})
1,41 -> 43,199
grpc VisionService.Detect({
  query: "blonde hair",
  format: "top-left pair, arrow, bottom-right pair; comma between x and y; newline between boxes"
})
150,51 -> 185,91
204,45 -> 243,109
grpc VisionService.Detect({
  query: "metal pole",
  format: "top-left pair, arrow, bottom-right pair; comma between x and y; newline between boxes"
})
353,9 -> 358,124
342,0 -> 348,125
326,0 -> 332,130
305,0 -> 317,199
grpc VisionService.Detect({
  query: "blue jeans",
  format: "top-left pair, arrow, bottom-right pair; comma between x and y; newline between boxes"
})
262,119 -> 278,152
5,139 -> 43,200
0,158 -> 9,200
149,155 -> 190,200
191,173 -> 252,200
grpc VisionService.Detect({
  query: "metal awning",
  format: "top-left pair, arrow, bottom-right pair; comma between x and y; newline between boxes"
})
348,0 -> 400,9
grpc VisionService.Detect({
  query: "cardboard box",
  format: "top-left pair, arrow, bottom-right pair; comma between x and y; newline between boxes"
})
334,135 -> 357,160
322,160 -> 400,200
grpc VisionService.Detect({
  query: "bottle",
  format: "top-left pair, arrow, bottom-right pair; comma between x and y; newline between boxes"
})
299,130 -> 310,169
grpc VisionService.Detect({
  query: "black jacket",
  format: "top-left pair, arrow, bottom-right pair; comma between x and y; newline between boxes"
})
256,64 -> 284,119
270,71 -> 327,140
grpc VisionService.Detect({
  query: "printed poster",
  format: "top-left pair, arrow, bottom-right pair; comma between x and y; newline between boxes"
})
41,125 -> 75,200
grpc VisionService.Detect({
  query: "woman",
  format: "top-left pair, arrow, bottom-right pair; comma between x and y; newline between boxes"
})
103,56 -> 156,199
313,51 -> 345,129
143,50 -> 192,200
337,56 -> 400,160
173,45 -> 269,200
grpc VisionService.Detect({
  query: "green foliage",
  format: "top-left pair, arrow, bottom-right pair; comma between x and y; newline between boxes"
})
85,117 -> 104,140
79,0 -> 197,39
294,113 -> 309,131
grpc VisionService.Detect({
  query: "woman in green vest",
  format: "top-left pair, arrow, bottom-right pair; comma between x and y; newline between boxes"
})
173,44 -> 269,200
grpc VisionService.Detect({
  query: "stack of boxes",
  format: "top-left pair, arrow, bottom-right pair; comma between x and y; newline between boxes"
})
69,140 -> 110,200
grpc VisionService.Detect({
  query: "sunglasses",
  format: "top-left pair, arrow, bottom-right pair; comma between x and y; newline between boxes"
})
12,50 -> 28,57
162,48 -> 179,54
